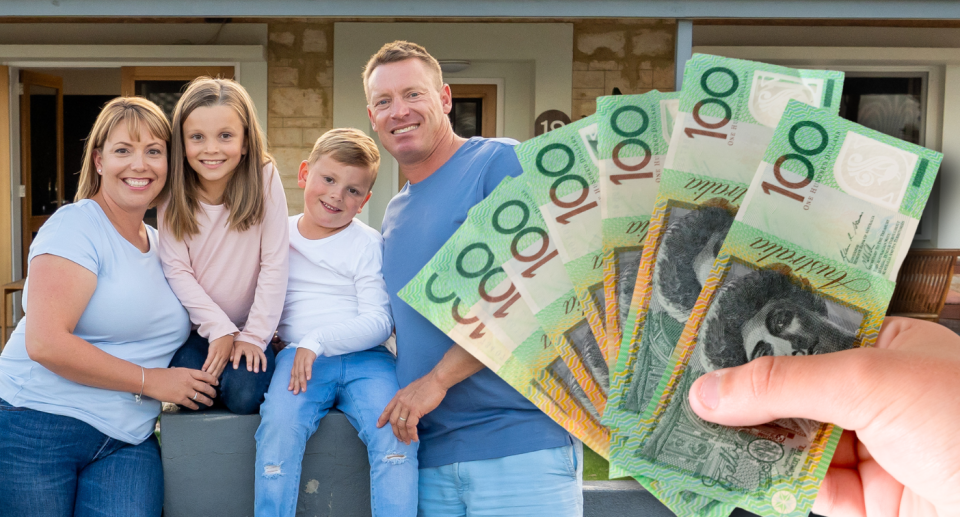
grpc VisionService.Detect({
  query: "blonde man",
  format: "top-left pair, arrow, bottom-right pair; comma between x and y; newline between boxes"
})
367,41 -> 582,516
254,129 -> 417,517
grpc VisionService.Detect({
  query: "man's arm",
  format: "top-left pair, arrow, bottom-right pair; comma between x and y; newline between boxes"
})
377,343 -> 485,444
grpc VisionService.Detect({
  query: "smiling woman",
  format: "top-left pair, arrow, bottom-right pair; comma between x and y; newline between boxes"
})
0,97 -> 218,517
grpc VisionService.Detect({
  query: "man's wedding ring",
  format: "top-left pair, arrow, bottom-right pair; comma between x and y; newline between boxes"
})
193,392 -> 198,401
398,416 -> 407,422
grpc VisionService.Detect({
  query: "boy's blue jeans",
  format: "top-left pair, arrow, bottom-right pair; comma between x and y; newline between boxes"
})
255,345 -> 418,517
0,398 -> 163,517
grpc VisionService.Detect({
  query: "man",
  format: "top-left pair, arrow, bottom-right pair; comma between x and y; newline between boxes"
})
368,41 -> 582,515
698,265 -> 859,372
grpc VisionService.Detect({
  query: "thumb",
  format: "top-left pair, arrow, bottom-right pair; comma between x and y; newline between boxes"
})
688,350 -> 884,432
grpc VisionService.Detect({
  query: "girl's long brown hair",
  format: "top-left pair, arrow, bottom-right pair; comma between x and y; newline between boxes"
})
164,77 -> 274,240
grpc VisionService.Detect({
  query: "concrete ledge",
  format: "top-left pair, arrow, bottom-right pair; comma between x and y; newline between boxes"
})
160,408 -> 370,517
161,409 -> 770,517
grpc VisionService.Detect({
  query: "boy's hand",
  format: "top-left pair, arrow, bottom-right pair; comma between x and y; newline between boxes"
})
232,340 -> 267,373
288,347 -> 317,395
203,334 -> 235,379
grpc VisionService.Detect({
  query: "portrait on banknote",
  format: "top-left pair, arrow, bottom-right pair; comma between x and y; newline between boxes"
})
565,320 -> 610,394
698,262 -> 863,372
620,202 -> 734,412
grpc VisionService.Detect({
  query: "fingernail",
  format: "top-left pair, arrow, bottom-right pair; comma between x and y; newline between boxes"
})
699,371 -> 723,410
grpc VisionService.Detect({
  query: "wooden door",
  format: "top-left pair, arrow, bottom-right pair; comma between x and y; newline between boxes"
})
121,66 -> 235,119
20,71 -> 64,276
449,84 -> 497,139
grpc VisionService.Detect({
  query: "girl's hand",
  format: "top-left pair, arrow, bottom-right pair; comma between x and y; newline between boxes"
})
232,340 -> 267,373
288,348 -> 317,395
203,334 -> 235,379
144,367 -> 217,410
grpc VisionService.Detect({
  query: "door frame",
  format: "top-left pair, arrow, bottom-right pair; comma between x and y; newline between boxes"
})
19,70 -> 64,277
2,44 -> 266,285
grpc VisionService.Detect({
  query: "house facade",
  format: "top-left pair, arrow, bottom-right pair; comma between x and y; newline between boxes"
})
2,1 -> 960,313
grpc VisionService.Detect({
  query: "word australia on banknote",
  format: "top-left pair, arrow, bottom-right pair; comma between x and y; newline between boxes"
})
598,91 -> 679,363
515,116 -> 611,361
604,55 -> 844,484
398,177 -> 611,455
628,100 -> 941,517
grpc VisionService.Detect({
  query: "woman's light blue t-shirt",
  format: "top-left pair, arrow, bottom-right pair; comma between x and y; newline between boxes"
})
0,200 -> 190,444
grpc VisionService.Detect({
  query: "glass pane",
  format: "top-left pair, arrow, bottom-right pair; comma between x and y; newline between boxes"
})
136,80 -> 190,120
64,95 -> 117,205
449,98 -> 482,138
29,85 -> 59,216
839,77 -> 924,145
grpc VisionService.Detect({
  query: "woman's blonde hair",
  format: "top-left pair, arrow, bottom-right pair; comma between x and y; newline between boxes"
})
75,97 -> 172,203
164,77 -> 273,240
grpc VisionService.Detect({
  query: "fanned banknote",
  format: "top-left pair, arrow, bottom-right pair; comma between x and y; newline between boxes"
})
625,100 -> 941,517
515,116 -> 610,360
398,177 -> 611,455
605,56 -> 845,487
598,91 -> 679,364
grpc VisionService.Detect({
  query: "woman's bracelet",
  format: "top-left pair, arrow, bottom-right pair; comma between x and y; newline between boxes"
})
135,366 -> 145,405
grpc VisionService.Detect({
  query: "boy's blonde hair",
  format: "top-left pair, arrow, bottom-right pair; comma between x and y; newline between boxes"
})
308,128 -> 381,190
75,97 -> 171,204
164,77 -> 274,241
362,40 -> 443,99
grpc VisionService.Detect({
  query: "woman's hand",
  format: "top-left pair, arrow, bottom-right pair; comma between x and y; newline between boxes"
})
203,334 -> 235,379
232,340 -> 267,373
144,367 -> 218,410
288,347 -> 316,395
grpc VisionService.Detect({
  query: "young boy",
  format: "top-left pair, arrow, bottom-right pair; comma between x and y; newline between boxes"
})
254,129 -> 417,517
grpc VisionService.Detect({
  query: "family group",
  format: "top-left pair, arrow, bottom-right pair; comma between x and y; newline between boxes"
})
0,41 -> 583,517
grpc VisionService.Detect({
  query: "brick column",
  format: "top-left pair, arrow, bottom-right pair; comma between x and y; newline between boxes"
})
572,20 -> 677,120
267,21 -> 335,214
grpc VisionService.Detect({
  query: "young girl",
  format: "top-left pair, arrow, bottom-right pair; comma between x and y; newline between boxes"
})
159,77 -> 289,415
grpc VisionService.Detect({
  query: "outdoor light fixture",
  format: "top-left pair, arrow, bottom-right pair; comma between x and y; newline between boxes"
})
438,60 -> 471,73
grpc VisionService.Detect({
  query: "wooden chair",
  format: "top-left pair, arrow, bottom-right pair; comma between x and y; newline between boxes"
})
887,249 -> 960,323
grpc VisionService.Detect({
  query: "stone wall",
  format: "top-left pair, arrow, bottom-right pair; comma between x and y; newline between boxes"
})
572,20 -> 677,120
267,21 -> 335,214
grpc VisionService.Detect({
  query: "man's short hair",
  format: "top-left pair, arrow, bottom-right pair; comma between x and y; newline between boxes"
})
308,128 -> 381,189
701,267 -> 826,370
657,205 -> 734,313
362,40 -> 444,99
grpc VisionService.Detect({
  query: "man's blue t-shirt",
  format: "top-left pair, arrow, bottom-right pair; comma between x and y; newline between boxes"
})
381,137 -> 571,468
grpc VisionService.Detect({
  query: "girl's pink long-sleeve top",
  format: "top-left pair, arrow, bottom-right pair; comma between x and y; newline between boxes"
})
158,163 -> 290,351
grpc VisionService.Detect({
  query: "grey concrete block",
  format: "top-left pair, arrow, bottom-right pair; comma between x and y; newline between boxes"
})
160,408 -> 371,517
161,409 -> 780,517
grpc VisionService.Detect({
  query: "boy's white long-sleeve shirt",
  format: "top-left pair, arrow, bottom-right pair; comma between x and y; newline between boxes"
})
278,215 -> 393,357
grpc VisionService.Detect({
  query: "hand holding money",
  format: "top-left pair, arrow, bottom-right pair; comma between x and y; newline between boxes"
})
688,316 -> 960,517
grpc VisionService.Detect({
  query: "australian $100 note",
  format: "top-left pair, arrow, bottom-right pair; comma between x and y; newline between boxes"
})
626,99 -> 941,517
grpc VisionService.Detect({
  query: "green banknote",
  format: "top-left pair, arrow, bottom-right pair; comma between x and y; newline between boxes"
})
398,177 -> 611,455
627,100 -> 941,517
515,116 -> 610,363
598,91 -> 679,364
605,55 -> 844,486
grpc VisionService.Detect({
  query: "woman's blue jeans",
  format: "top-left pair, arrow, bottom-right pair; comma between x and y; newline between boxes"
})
168,330 -> 276,414
0,398 -> 163,517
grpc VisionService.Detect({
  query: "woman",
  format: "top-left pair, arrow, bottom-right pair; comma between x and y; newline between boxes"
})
0,97 -> 219,517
